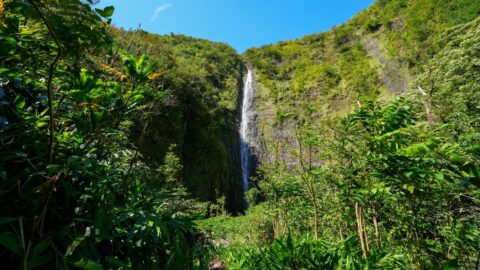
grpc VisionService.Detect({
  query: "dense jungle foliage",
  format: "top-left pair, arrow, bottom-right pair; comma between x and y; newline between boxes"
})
1,0 -> 479,269
0,0 -> 240,268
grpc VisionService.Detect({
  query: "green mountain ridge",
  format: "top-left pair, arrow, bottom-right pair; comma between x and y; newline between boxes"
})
109,29 -> 246,212
244,0 -> 480,165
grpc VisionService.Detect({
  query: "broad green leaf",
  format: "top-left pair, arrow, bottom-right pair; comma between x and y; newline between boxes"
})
397,143 -> 429,157
46,165 -> 62,174
132,94 -> 144,102
95,6 -> 114,18
36,121 -> 48,128
73,136 -> 84,144
105,256 -> 128,268
0,216 -> 17,225
14,95 -> 25,111
402,184 -> 414,194
434,172 -> 444,180
0,36 -> 17,56
27,254 -> 53,270
72,259 -> 103,270
67,156 -> 81,166
450,155 -> 466,164
65,235 -> 86,257
0,232 -> 23,256
32,239 -> 51,258
440,259 -> 459,270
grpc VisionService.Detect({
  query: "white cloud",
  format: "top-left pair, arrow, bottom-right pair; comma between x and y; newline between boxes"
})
150,3 -> 172,22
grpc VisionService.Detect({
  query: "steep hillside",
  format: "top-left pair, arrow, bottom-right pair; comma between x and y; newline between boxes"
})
245,0 -> 480,165
110,29 -> 246,212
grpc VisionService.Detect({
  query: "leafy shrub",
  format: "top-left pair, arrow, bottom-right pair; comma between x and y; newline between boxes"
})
0,1 -> 212,268
222,236 -> 409,270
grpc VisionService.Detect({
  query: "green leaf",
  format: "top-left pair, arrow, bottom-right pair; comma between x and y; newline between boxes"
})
95,6 -> 115,18
73,136 -> 84,144
0,232 -> 23,256
65,235 -> 86,256
397,142 -> 429,157
105,256 -> 128,268
36,121 -> 48,128
72,259 -> 103,270
32,239 -> 51,258
14,95 -> 25,111
450,155 -> 466,164
27,254 -> 53,270
402,184 -> 414,194
0,35 -> 18,56
0,217 -> 17,225
132,94 -> 144,102
434,172 -> 444,180
67,156 -> 81,166
46,165 -> 62,174
440,259 -> 459,270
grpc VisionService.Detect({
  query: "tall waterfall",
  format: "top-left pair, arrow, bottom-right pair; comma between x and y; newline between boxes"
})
239,69 -> 255,196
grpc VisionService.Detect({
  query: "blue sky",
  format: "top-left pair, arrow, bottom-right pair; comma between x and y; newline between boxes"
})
98,0 -> 375,52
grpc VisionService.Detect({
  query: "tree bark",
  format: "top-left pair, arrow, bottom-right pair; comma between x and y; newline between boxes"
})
355,202 -> 369,259
361,205 -> 370,253
373,207 -> 381,248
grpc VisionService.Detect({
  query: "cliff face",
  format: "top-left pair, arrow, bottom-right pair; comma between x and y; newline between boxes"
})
238,69 -> 266,188
245,0 -> 480,165
112,30 -> 245,212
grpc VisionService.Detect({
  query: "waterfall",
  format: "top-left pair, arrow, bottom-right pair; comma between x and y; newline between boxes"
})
239,69 -> 255,198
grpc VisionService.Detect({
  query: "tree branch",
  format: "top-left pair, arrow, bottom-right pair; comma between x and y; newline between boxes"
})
29,0 -> 62,163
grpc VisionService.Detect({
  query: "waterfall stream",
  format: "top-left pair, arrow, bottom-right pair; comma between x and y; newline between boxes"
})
239,69 -> 255,198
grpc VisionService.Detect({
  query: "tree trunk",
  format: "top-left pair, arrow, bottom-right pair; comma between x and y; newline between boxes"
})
361,206 -> 370,253
355,202 -> 369,259
311,193 -> 319,239
373,207 -> 381,248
